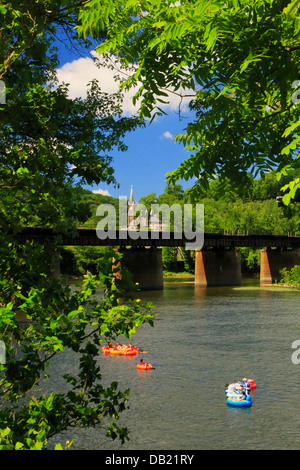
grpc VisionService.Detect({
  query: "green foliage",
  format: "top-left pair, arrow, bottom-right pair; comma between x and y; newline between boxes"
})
78,0 -> 300,203
0,0 -> 143,233
181,249 -> 195,273
71,246 -> 109,275
240,248 -> 261,274
0,254 -> 154,450
0,0 -> 151,450
202,197 -> 293,234
162,247 -> 178,272
77,189 -> 121,229
138,192 -> 159,214
162,246 -> 194,274
139,175 -> 300,237
279,265 -> 300,286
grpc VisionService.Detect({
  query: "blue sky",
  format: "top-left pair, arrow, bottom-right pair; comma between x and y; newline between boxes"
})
108,115 -> 194,202
55,43 -> 196,202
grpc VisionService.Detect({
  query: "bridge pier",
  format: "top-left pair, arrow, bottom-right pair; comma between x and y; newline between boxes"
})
195,248 -> 242,287
115,247 -> 164,291
260,248 -> 300,285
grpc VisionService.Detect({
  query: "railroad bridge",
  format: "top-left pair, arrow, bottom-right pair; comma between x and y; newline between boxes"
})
16,227 -> 300,290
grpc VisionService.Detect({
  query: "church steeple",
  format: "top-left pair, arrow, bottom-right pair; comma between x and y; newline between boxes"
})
129,185 -> 135,205
128,185 -> 135,226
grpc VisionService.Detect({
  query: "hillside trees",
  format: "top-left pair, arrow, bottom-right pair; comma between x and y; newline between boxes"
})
139,173 -> 300,236
77,0 -> 300,203
137,175 -> 300,273
0,1 -> 153,450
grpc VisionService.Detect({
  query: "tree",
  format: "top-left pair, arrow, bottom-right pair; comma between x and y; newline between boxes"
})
279,265 -> 300,286
158,184 -> 185,204
77,0 -> 300,203
0,1 -> 153,450
162,247 -> 178,272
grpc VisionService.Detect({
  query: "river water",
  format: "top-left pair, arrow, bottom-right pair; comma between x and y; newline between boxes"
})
48,277 -> 300,450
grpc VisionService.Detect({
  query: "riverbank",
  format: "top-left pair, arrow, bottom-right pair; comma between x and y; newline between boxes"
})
273,283 -> 300,290
61,273 -> 300,291
163,271 -> 194,278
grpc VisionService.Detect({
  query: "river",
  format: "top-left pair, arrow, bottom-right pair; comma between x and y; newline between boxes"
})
48,277 -> 300,450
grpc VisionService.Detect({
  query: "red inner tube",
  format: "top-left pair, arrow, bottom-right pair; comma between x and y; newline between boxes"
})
137,364 -> 152,370
247,380 -> 257,390
123,350 -> 138,356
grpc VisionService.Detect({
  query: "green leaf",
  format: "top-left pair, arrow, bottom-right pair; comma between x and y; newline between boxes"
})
282,120 -> 300,138
282,192 -> 291,205
283,0 -> 300,19
15,442 -> 24,450
206,27 -> 218,50
240,50 -> 253,73
16,167 -> 30,176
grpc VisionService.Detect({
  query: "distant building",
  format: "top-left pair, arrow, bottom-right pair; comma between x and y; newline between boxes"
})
148,209 -> 164,231
126,186 -> 166,231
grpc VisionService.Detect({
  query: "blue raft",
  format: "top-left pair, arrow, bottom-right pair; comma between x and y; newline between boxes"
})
226,395 -> 252,407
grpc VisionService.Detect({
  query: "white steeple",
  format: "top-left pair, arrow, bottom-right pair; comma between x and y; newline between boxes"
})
128,185 -> 135,227
129,185 -> 135,205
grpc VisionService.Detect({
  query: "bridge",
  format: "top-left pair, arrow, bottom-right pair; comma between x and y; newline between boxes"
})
15,227 -> 300,290
15,227 -> 300,248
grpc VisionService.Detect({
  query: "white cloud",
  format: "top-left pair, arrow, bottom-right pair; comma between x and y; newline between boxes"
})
92,188 -> 112,196
161,130 -> 174,140
56,51 -> 194,116
56,52 -> 140,115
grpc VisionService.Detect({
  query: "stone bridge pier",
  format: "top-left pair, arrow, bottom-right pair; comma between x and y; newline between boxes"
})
195,248 -> 241,287
260,248 -> 300,285
114,246 -> 164,291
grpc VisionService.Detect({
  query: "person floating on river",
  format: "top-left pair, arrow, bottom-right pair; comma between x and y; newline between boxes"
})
241,378 -> 251,395
137,358 -> 153,370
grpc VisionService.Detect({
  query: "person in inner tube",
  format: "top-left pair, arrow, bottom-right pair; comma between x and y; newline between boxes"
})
139,358 -> 150,368
240,378 -> 250,397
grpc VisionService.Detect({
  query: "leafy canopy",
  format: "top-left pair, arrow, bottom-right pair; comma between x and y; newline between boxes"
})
77,0 -> 300,203
0,0 -> 153,450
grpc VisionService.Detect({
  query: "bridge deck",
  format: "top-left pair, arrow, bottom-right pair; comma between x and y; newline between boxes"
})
13,227 -> 300,249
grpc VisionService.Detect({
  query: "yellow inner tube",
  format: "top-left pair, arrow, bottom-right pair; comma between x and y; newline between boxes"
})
109,349 -> 123,355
